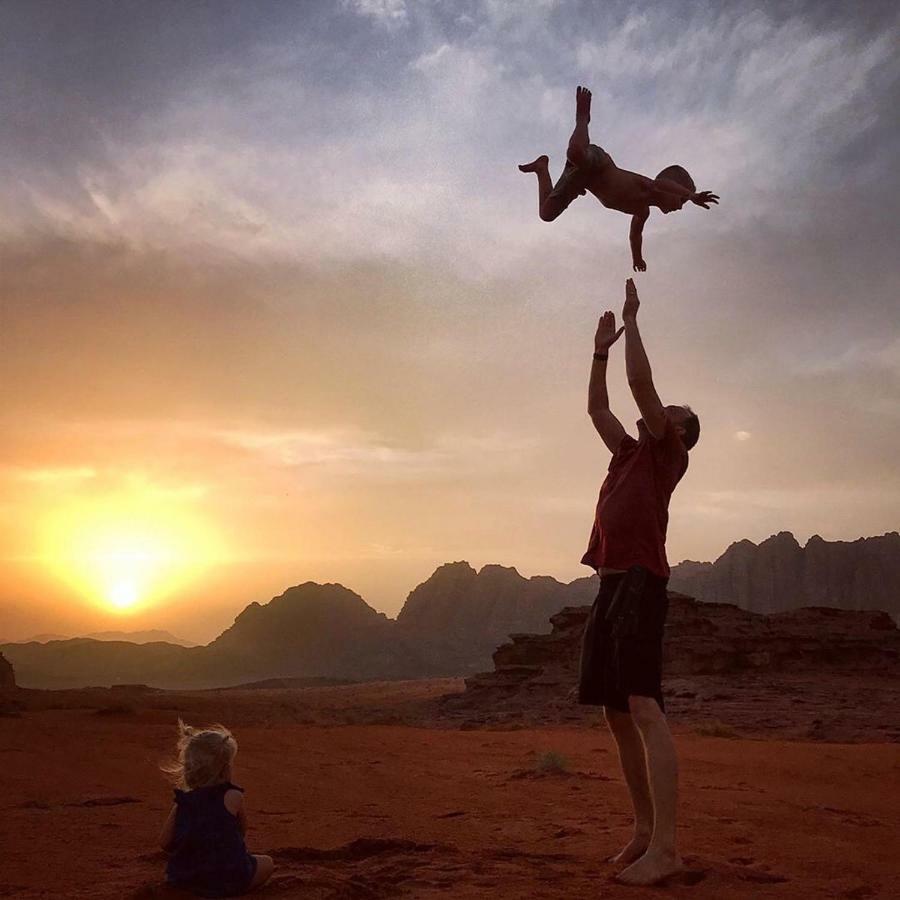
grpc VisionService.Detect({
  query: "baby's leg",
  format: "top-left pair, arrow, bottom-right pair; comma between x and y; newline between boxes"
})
247,855 -> 274,892
567,85 -> 592,167
518,154 -> 556,218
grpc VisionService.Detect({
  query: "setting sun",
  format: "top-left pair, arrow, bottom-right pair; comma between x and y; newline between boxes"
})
37,481 -> 225,615
109,579 -> 140,611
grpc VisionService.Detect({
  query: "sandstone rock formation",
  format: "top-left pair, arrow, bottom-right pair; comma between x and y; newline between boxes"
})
451,591 -> 900,715
670,532 -> 900,618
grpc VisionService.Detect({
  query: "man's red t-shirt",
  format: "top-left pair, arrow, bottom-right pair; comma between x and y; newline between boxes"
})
581,419 -> 688,578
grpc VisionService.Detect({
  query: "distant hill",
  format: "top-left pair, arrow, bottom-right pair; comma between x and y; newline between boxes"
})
10,630 -> 195,646
20,633 -> 70,644
670,532 -> 900,618
82,629 -> 196,647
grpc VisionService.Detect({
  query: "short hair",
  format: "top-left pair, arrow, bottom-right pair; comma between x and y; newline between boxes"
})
682,406 -> 700,450
656,165 -> 695,194
161,719 -> 237,790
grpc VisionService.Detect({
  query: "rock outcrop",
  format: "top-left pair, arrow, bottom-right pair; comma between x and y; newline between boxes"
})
0,651 -> 15,689
451,592 -> 900,714
670,532 -> 900,618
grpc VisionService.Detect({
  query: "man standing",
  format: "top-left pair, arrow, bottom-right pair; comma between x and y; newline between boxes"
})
578,278 -> 700,885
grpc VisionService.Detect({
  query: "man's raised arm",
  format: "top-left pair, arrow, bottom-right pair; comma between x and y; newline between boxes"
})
588,310 -> 627,453
623,279 -> 667,439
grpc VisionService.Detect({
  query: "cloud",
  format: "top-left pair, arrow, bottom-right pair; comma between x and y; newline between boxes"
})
344,0 -> 408,28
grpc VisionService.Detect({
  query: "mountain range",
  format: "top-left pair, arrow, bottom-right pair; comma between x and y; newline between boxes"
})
3,532 -> 897,689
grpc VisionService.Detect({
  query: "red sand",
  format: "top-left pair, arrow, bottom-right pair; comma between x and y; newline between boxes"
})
1,682 -> 898,898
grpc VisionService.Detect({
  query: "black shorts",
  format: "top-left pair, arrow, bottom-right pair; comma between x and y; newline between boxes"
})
577,566 -> 669,713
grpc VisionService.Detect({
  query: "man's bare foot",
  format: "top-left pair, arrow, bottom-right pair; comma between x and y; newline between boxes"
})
615,848 -> 683,886
608,833 -> 651,866
518,155 -> 548,173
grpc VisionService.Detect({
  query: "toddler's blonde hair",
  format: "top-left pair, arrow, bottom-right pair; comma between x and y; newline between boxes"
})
161,719 -> 237,790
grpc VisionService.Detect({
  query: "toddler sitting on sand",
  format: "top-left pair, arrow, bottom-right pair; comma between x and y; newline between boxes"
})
159,720 -> 274,896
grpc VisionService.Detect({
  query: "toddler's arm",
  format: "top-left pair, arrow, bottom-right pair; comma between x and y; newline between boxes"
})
225,787 -> 247,835
159,804 -> 177,852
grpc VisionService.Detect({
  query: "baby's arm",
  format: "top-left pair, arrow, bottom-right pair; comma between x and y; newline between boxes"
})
652,176 -> 719,208
159,804 -> 177,852
224,787 -> 247,835
629,211 -> 649,272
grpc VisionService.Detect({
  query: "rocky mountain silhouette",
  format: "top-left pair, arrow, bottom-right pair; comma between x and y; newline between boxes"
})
669,532 -> 900,619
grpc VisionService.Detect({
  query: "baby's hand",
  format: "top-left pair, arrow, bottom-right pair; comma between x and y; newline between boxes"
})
632,258 -> 647,273
691,190 -> 719,209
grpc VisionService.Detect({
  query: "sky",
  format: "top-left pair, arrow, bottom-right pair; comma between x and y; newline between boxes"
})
1,0 -> 898,642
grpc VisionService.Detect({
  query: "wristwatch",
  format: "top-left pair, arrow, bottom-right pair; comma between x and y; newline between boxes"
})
593,352 -> 608,361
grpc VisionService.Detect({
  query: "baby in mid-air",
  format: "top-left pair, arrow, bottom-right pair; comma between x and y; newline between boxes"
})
519,86 -> 719,272
159,720 -> 274,896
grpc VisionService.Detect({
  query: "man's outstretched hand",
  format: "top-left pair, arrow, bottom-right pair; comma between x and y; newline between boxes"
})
595,310 -> 624,353
576,85 -> 592,122
691,190 -> 719,209
623,278 -> 640,320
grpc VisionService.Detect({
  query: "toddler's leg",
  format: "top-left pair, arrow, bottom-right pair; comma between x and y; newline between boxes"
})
247,855 -> 274,892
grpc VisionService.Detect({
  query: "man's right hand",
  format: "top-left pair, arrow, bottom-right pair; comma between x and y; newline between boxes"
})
623,278 -> 640,320
576,85 -> 592,122
595,310 -> 624,353
632,258 -> 647,273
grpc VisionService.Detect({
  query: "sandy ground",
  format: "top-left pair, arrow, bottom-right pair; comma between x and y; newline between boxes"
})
1,681 -> 898,899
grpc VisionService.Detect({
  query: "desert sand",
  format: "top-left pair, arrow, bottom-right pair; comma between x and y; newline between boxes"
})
2,680 -> 898,899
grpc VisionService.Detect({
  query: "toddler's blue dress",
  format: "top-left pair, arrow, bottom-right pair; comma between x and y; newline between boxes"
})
166,782 -> 257,897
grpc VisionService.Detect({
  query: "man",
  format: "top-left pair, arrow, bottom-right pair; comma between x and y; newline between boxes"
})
578,277 -> 700,885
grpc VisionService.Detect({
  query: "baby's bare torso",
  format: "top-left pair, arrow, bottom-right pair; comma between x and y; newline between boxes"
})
586,166 -> 653,216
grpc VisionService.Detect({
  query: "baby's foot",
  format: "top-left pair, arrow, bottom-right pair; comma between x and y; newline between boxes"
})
518,155 -> 548,173
576,85 -> 592,121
